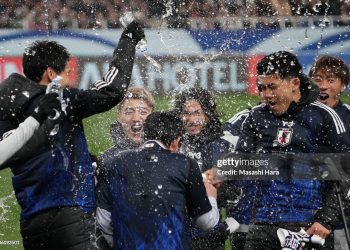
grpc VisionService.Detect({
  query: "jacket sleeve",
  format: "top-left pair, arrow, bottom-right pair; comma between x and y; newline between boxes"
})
235,111 -> 257,153
320,107 -> 350,153
0,117 -> 39,168
313,107 -> 350,229
95,155 -> 114,248
65,35 -> 136,119
313,182 -> 340,229
1,118 -> 57,168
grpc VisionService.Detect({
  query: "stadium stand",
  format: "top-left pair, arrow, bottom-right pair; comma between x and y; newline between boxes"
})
0,0 -> 349,29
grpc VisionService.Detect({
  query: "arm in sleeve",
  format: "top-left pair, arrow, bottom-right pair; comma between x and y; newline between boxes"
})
65,34 -> 137,119
321,108 -> 350,152
95,156 -> 114,248
313,181 -> 340,230
0,117 -> 39,168
235,111 -> 257,153
195,197 -> 220,231
2,119 -> 57,167
314,109 -> 350,229
185,158 -> 219,230
96,207 -> 113,248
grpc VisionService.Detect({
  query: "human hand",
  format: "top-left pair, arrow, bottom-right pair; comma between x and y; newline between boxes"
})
122,21 -> 145,45
306,222 -> 331,239
32,93 -> 61,123
204,181 -> 217,199
203,167 -> 221,188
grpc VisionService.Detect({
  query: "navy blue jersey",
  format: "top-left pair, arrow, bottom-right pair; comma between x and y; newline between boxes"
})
97,141 -> 212,250
223,108 -> 251,137
236,84 -> 350,227
180,138 -> 213,172
333,101 -> 350,226
209,108 -> 257,225
334,101 -> 350,132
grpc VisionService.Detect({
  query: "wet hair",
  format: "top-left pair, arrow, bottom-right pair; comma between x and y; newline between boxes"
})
257,51 -> 303,79
309,55 -> 350,86
117,87 -> 155,111
23,40 -> 70,82
173,87 -> 221,136
143,111 -> 184,147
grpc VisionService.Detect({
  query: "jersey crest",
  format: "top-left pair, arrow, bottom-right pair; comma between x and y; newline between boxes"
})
275,128 -> 293,146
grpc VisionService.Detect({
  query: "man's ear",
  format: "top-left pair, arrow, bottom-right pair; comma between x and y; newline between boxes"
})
342,84 -> 347,92
291,77 -> 300,91
168,137 -> 181,153
46,67 -> 57,82
40,67 -> 56,85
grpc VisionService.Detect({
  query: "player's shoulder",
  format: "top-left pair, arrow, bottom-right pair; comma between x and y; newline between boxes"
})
250,103 -> 268,115
340,103 -> 350,112
309,101 -> 346,134
227,108 -> 251,124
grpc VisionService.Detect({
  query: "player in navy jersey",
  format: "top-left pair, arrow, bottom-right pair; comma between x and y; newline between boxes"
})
173,87 -> 237,249
309,55 -> 350,250
0,22 -> 145,249
173,87 -> 222,173
235,51 -> 350,249
96,111 -> 239,249
95,87 -> 155,249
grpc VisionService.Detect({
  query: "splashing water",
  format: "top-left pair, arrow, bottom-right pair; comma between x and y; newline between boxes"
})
144,54 -> 162,73
162,0 -> 174,19
49,124 -> 60,136
22,91 -> 30,98
0,194 -> 14,222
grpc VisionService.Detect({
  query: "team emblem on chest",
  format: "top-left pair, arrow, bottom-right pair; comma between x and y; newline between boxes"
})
275,128 -> 293,146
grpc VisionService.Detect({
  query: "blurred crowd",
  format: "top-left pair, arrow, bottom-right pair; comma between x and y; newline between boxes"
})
0,0 -> 349,29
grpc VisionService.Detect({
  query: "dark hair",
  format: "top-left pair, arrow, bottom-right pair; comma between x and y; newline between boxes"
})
173,87 -> 222,136
309,55 -> 350,86
23,40 -> 70,82
257,51 -> 303,79
143,111 -> 184,147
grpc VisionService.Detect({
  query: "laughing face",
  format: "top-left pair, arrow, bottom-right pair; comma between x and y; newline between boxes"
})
311,68 -> 345,108
182,100 -> 208,136
117,99 -> 153,144
257,74 -> 301,116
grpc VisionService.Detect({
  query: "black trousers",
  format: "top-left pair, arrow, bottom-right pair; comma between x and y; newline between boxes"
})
244,224 -> 334,250
191,226 -> 227,250
230,232 -> 247,250
20,207 -> 97,250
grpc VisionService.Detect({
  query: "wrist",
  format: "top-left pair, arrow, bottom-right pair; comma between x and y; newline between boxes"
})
31,110 -> 44,124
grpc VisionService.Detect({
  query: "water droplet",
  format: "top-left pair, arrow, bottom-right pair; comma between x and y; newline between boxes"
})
22,91 -> 30,98
49,124 -> 60,136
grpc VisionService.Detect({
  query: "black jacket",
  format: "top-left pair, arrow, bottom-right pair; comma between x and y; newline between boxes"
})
0,34 -> 136,220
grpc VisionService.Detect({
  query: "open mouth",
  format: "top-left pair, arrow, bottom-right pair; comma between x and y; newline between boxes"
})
131,123 -> 143,132
268,101 -> 277,107
319,93 -> 329,101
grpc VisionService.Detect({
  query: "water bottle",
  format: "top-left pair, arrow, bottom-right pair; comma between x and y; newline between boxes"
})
46,76 -> 63,120
119,11 -> 147,52
119,12 -> 162,72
